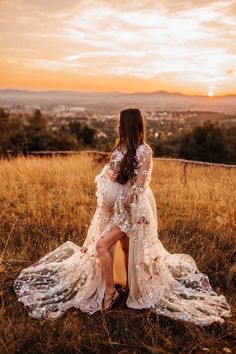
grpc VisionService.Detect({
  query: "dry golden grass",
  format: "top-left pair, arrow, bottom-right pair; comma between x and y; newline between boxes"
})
0,154 -> 235,354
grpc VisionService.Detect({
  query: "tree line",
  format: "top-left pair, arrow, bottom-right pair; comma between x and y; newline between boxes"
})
0,108 -> 97,156
0,107 -> 235,164
153,120 -> 236,164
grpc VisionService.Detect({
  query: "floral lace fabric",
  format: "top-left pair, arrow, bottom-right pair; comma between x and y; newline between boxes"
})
13,143 -> 231,325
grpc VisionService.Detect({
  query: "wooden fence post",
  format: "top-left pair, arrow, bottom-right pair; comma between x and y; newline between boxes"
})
182,162 -> 188,185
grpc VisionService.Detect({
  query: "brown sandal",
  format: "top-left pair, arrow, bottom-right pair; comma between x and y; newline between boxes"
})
102,289 -> 121,312
115,284 -> 129,295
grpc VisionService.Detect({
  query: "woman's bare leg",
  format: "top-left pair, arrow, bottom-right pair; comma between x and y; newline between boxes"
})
120,235 -> 129,290
96,224 -> 127,309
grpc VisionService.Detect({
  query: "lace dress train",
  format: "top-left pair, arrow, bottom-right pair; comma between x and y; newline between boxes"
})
13,143 -> 231,326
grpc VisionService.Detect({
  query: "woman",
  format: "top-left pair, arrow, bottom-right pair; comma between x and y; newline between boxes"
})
14,108 -> 231,326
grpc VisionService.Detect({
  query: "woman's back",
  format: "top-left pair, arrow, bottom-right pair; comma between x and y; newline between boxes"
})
97,142 -> 152,207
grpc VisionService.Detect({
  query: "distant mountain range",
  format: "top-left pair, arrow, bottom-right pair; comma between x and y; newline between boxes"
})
1,88 -> 236,98
0,89 -> 236,113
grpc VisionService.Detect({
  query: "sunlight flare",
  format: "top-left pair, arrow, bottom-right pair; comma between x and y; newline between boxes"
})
208,86 -> 215,97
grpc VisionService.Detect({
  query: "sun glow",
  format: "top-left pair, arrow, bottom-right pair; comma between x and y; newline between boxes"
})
208,86 -> 215,97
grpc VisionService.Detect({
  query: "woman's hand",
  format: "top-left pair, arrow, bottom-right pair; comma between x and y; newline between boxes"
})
106,168 -> 118,182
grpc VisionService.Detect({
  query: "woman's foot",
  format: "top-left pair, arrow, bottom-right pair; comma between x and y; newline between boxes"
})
123,285 -> 129,294
102,288 -> 120,312
114,283 -> 129,296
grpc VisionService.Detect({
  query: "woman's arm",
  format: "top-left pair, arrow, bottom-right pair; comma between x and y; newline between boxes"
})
123,144 -> 153,207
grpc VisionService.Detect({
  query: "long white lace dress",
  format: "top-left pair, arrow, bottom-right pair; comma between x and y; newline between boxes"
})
13,143 -> 231,326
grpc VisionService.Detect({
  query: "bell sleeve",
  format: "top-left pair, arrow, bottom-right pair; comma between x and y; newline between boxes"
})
127,145 -> 153,199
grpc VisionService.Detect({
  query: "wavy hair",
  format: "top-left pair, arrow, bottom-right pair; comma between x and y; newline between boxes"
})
109,107 -> 146,184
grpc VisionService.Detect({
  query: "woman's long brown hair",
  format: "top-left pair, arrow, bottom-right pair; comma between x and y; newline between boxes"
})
109,107 -> 146,184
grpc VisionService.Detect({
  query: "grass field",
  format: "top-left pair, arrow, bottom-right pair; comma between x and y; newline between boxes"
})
0,154 -> 235,354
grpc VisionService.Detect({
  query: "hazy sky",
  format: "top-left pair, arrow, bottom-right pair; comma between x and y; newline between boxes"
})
0,0 -> 236,95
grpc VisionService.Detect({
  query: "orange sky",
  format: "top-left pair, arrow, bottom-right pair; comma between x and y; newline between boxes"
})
0,0 -> 236,95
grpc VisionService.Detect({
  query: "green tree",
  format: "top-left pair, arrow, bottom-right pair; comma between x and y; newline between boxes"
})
24,109 -> 49,151
47,134 -> 78,151
0,108 -> 10,156
224,126 -> 236,164
8,115 -> 26,155
69,121 -> 82,141
80,125 -> 97,146
47,124 -> 78,150
31,109 -> 47,131
179,121 -> 229,163
69,120 -> 97,146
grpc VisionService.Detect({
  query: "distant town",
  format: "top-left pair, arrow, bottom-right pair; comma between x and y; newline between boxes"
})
0,90 -> 236,164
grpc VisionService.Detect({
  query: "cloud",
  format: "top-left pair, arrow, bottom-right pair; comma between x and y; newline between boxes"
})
225,1 -> 236,17
226,68 -> 234,75
0,0 -> 235,94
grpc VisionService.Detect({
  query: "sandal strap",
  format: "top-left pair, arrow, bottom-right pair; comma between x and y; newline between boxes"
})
104,290 -> 117,301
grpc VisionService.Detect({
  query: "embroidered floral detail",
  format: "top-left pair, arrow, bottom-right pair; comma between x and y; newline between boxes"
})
80,247 -> 88,253
202,278 -> 210,288
44,309 -> 53,318
25,305 -> 34,311
137,216 -> 149,224
19,290 -> 30,296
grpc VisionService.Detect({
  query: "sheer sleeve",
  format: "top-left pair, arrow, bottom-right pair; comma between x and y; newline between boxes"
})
127,144 -> 153,198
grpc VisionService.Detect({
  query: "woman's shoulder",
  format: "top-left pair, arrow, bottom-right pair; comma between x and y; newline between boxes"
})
136,142 -> 153,157
111,142 -> 152,157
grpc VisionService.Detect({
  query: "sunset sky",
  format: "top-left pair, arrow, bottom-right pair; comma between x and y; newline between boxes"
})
0,0 -> 236,95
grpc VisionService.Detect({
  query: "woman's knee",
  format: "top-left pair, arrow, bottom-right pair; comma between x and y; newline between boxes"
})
96,238 -> 107,255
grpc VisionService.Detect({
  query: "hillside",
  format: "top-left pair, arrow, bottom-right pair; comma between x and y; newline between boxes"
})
1,89 -> 236,113
0,154 -> 235,353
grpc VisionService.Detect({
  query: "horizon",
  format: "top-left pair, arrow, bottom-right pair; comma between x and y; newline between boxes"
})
1,88 -> 236,98
1,1 -> 236,96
